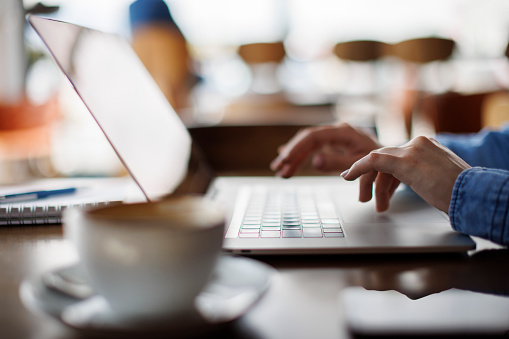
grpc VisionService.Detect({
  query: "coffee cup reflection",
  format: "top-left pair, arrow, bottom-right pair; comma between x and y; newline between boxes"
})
63,196 -> 225,321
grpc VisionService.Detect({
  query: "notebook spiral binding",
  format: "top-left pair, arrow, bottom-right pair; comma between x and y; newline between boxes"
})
0,201 -> 122,226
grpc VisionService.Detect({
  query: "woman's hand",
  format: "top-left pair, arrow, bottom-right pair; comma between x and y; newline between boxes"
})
342,136 -> 471,213
270,122 -> 382,178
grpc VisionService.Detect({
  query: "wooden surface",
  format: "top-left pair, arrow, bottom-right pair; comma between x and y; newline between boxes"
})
1,217 -> 508,339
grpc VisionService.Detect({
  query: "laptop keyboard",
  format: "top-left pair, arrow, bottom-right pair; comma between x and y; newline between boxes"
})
237,187 -> 345,239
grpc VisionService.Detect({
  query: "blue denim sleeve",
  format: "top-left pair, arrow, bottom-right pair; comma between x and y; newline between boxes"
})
449,167 -> 509,245
436,125 -> 509,170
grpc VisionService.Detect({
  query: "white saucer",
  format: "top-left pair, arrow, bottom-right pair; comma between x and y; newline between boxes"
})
20,255 -> 276,333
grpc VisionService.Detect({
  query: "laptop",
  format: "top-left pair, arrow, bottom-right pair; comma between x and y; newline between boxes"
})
26,15 -> 475,255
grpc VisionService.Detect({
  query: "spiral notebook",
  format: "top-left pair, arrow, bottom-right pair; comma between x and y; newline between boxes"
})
0,177 -> 141,225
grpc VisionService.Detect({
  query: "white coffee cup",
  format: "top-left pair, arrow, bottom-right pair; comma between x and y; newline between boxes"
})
63,196 -> 225,320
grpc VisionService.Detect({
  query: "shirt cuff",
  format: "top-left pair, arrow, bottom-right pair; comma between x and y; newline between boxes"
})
449,167 -> 509,245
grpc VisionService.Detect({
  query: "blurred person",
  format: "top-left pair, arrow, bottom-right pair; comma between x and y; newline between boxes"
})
270,122 -> 509,245
130,0 -> 197,113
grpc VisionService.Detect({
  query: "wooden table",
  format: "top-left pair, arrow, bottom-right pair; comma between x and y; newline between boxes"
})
1,223 -> 508,339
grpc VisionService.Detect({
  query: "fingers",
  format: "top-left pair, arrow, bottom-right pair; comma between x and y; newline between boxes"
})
343,148 -> 401,182
271,126 -> 343,176
277,145 -> 286,155
388,178 -> 401,199
270,123 -> 379,177
342,136 -> 466,213
341,147 -> 403,211
374,173 -> 401,212
275,163 -> 298,178
311,152 -> 361,172
358,170 -> 377,202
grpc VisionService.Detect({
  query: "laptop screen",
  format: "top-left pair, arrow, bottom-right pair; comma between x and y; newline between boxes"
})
29,16 -> 194,201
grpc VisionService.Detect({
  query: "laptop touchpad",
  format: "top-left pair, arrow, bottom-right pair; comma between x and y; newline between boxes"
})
336,185 -> 449,224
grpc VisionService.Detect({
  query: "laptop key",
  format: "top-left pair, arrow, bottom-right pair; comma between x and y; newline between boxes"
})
322,223 -> 342,229
324,232 -> 345,238
242,224 -> 261,229
261,231 -> 281,238
264,216 -> 282,222
262,227 -> 281,232
323,228 -> 343,233
262,222 -> 281,227
282,221 -> 301,226
243,219 -> 262,225
321,218 -> 341,224
283,212 -> 299,217
282,225 -> 301,230
263,215 -> 280,220
303,228 -> 323,238
282,230 -> 302,238
243,217 -> 262,223
240,228 -> 260,233
239,233 -> 259,238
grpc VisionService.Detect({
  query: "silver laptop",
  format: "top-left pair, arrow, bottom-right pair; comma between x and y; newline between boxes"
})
29,16 -> 475,255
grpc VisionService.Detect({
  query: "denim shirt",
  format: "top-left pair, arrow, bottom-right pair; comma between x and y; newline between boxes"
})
436,126 -> 509,245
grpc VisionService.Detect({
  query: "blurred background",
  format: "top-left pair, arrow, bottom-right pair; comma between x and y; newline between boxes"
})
2,0 -> 509,182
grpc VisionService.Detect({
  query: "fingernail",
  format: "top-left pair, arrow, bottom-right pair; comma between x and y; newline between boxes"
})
270,158 -> 280,171
341,169 -> 349,178
280,164 -> 291,178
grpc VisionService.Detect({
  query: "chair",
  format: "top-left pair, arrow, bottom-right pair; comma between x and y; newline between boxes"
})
333,40 -> 389,62
333,40 -> 390,95
237,41 -> 286,95
420,40 -> 509,134
238,42 -> 286,65
332,40 -> 391,131
390,37 -> 455,64
420,91 -> 494,134
390,37 -> 456,137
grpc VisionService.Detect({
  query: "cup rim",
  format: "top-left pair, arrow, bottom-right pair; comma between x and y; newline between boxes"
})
77,195 -> 225,231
